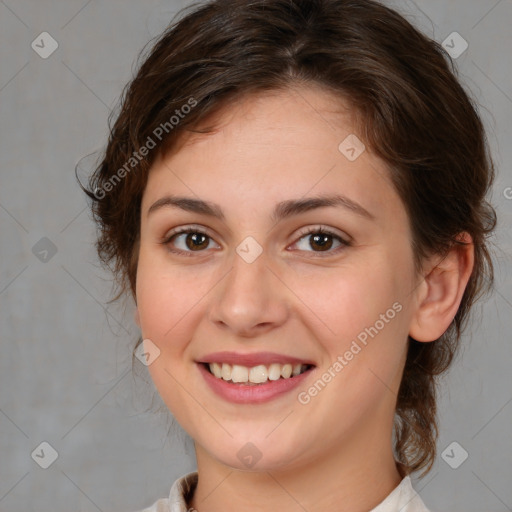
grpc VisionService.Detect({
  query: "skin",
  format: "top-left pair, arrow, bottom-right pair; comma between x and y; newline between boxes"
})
134,85 -> 474,512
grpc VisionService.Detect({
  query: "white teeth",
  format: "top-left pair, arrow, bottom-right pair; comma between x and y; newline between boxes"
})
281,363 -> 292,379
249,365 -> 268,383
268,363 -> 282,381
208,362 -> 309,384
231,364 -> 248,383
221,363 -> 231,380
211,362 -> 222,378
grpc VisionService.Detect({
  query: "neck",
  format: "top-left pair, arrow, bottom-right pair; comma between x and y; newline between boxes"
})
189,421 -> 402,512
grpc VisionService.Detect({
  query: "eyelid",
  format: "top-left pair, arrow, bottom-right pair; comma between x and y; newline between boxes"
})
160,224 -> 221,257
287,225 -> 351,256
291,225 -> 352,245
162,223 -> 217,241
161,224 -> 351,256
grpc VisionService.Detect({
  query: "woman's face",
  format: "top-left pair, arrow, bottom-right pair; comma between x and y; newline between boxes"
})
136,86 -> 421,472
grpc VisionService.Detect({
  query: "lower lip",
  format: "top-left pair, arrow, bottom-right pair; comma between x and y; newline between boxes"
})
197,363 -> 314,404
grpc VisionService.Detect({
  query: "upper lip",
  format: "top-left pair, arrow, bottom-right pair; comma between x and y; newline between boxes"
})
197,351 -> 316,367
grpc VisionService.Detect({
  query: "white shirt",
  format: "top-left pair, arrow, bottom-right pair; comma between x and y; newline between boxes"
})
138,471 -> 431,512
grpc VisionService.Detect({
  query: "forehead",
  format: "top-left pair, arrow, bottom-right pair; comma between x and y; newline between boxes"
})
142,86 -> 404,228
168,85 -> 359,154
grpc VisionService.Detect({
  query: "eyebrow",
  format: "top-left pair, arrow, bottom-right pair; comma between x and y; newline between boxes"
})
147,194 -> 375,222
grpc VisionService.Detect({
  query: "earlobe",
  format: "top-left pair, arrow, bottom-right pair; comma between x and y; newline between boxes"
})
409,233 -> 474,342
134,307 -> 141,327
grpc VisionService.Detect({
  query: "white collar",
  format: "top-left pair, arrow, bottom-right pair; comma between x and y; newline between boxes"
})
140,471 -> 430,512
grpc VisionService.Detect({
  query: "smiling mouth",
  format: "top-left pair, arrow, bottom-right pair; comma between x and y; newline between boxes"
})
203,362 -> 314,385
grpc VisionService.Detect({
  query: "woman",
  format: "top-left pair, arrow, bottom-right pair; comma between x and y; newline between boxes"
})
83,0 -> 496,510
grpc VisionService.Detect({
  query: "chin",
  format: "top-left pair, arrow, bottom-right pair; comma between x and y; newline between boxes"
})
200,434 -> 306,473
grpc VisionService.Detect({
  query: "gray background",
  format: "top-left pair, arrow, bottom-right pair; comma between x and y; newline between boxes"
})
0,1 -> 511,511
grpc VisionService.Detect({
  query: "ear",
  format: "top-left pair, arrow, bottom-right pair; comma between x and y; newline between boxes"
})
134,307 -> 141,327
409,232 -> 474,342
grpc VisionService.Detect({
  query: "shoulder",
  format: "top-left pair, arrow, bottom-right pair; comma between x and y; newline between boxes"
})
134,471 -> 198,512
395,476 -> 431,512
371,476 -> 431,512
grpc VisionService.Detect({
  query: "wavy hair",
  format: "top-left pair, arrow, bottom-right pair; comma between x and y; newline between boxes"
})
81,0 -> 496,475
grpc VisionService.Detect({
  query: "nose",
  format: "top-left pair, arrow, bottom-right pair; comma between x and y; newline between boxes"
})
208,247 -> 290,338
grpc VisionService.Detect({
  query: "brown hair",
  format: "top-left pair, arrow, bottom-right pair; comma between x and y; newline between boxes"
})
81,0 -> 496,475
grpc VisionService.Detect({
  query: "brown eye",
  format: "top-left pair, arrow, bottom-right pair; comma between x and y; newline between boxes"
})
163,228 -> 220,255
291,227 -> 350,255
183,232 -> 209,251
309,233 -> 334,251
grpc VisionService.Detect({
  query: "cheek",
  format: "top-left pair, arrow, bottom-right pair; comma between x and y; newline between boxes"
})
288,255 -> 412,399
135,247 -> 203,338
291,259 -> 401,341
136,258 -> 201,411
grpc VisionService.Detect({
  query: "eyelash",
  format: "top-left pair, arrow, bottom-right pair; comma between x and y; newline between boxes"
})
160,225 -> 351,258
